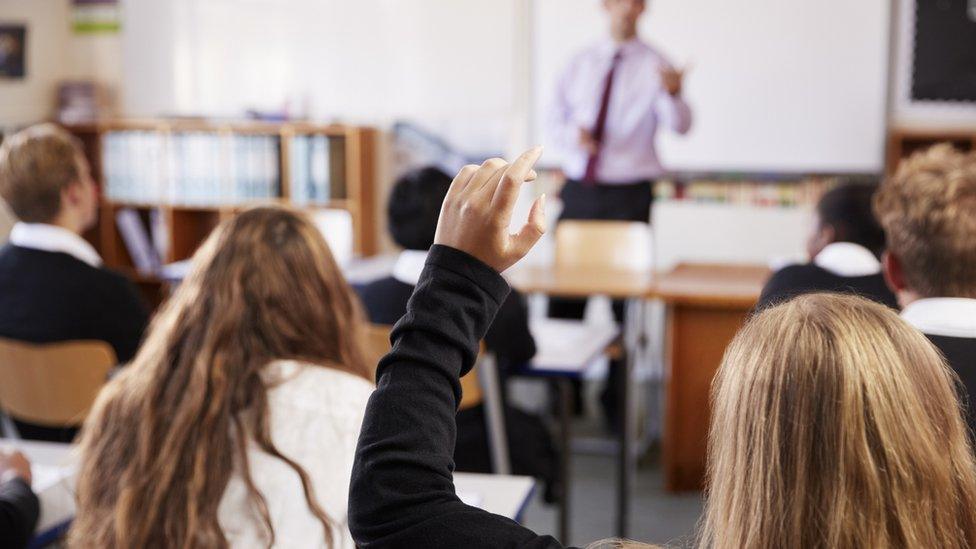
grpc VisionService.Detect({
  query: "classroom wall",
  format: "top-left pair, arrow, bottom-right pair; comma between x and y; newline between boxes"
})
0,0 -> 122,127
120,0 -> 521,156
0,0 -> 71,126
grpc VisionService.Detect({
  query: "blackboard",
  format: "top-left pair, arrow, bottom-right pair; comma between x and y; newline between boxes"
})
911,0 -> 976,102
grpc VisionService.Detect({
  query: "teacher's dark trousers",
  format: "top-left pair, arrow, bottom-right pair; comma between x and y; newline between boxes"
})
549,178 -> 653,426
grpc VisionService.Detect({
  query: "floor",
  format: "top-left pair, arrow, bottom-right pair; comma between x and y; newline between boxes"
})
521,451 -> 703,547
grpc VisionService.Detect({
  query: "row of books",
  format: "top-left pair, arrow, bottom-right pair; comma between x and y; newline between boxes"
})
654,177 -> 839,207
289,134 -> 333,205
102,131 -> 282,205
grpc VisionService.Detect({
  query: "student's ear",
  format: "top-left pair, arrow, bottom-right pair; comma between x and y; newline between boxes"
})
62,179 -> 85,207
806,224 -> 834,259
882,251 -> 906,293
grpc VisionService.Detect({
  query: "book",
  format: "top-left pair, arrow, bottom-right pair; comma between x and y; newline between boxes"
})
115,208 -> 160,274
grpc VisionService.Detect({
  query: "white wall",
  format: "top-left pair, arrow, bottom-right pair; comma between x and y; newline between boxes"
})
0,0 -> 71,126
533,0 -> 891,174
0,0 -> 123,127
120,0 -> 520,155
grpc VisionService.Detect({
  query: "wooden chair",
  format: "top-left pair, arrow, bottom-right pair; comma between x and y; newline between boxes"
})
0,338 -> 116,430
364,324 -> 511,473
555,220 -> 653,272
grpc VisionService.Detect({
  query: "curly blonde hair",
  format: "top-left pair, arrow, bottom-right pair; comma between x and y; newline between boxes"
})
873,144 -> 976,297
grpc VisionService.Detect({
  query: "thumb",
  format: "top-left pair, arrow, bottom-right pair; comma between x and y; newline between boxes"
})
511,194 -> 547,259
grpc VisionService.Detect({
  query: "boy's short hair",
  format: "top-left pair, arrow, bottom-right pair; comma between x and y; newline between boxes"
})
873,144 -> 976,298
817,181 -> 886,257
0,123 -> 84,223
387,166 -> 452,251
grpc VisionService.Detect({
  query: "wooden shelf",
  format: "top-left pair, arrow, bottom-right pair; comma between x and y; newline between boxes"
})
66,119 -> 380,310
887,126 -> 976,174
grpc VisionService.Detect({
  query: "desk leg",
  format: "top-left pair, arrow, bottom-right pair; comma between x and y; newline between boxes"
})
616,298 -> 642,537
557,377 -> 572,544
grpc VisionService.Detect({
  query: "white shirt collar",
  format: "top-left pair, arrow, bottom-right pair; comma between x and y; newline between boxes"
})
901,298 -> 976,339
391,249 -> 429,286
9,222 -> 103,267
813,242 -> 881,277
599,37 -> 643,58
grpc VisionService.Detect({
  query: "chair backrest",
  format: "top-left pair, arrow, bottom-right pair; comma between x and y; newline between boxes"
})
0,338 -> 116,427
364,324 -> 483,410
555,220 -> 653,272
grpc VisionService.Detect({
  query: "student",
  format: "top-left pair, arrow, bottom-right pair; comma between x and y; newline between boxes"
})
0,124 -> 148,441
71,207 -> 373,548
758,181 -> 897,310
357,166 -> 536,369
0,450 -> 39,549
874,144 -> 976,434
348,150 -> 976,548
356,166 -> 559,500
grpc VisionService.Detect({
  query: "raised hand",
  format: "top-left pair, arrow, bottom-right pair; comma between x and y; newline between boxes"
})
434,147 -> 546,273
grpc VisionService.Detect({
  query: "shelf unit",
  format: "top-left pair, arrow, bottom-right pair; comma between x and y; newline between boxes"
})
65,119 -> 378,308
886,127 -> 976,174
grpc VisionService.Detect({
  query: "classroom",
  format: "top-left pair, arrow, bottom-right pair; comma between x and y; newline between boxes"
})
1,0 -> 975,547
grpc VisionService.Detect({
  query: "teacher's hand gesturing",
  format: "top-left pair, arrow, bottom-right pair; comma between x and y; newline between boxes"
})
434,147 -> 547,273
659,65 -> 686,96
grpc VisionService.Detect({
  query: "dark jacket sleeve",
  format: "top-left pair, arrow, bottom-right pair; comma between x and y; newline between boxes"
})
484,290 -> 536,367
0,478 -> 40,549
101,274 -> 150,364
349,245 -> 565,549
756,266 -> 802,311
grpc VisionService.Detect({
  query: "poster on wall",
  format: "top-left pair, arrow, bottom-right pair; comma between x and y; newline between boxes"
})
0,24 -> 26,79
73,0 -> 120,34
911,0 -> 976,103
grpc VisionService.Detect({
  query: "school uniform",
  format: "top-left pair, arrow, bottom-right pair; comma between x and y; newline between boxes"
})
758,242 -> 898,310
0,477 -> 39,549
902,298 -> 976,436
219,360 -> 373,548
0,223 -> 149,441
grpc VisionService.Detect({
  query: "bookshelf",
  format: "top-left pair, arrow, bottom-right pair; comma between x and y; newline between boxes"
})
886,127 -> 976,174
65,119 -> 379,308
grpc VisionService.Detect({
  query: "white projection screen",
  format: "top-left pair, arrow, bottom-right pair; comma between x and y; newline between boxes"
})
532,0 -> 891,173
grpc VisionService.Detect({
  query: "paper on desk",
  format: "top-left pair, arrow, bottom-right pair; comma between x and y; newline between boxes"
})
530,319 -> 619,372
31,463 -> 76,534
457,490 -> 484,509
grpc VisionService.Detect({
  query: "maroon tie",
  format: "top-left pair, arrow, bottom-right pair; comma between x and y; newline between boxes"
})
583,50 -> 623,184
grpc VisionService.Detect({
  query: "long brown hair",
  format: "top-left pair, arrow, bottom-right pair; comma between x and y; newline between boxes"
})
701,293 -> 976,548
70,206 -> 371,548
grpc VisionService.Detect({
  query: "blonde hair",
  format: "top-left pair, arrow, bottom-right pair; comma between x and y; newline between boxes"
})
873,143 -> 976,297
700,293 -> 976,548
0,123 -> 84,222
71,207 -> 371,548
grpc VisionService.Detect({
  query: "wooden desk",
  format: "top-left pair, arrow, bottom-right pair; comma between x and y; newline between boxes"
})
8,441 -> 537,536
649,263 -> 769,492
507,264 -> 653,539
506,265 -> 655,299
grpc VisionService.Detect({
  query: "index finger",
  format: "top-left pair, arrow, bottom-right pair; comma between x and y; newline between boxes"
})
490,146 -> 543,219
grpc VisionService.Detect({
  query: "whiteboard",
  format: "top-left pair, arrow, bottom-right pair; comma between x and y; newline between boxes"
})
532,0 -> 891,173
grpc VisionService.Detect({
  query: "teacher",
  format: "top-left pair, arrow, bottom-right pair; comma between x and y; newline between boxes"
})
548,0 -> 691,424
549,0 -> 691,220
